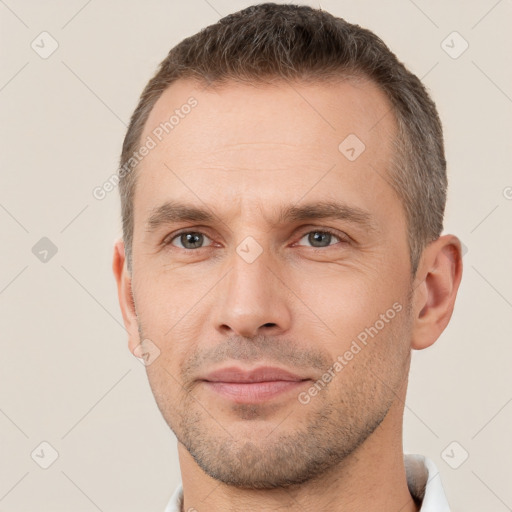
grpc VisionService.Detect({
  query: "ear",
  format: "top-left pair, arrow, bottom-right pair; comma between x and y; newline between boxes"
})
410,234 -> 463,350
112,238 -> 140,355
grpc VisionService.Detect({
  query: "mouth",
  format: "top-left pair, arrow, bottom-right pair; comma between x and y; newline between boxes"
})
199,365 -> 311,403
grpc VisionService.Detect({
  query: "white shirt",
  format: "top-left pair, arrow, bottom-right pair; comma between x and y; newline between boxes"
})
164,453 -> 450,511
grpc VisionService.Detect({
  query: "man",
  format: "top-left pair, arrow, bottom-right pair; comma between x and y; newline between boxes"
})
113,3 -> 462,511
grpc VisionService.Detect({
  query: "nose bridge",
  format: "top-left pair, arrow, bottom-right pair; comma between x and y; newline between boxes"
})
214,239 -> 291,337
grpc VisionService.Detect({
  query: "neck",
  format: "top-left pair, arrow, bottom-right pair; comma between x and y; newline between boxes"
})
177,377 -> 419,512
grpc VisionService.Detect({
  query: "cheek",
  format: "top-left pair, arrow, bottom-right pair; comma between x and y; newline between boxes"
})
293,267 -> 402,338
131,280 -> 204,388
133,268 -> 208,333
290,266 -> 411,382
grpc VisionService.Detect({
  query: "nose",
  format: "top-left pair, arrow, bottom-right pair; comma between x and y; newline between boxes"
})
214,246 -> 292,339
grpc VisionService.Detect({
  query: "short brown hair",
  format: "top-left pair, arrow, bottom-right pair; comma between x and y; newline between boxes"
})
119,2 -> 447,276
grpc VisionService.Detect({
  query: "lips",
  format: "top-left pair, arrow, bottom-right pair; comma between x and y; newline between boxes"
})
201,366 -> 308,383
200,366 -> 311,403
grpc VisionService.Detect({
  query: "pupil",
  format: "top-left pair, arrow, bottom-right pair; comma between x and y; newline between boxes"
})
309,232 -> 330,247
183,233 -> 202,248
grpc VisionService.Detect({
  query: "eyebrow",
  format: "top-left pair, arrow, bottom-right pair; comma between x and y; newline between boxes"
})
144,200 -> 378,234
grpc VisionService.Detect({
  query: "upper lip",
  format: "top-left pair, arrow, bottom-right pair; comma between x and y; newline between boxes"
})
201,366 -> 309,383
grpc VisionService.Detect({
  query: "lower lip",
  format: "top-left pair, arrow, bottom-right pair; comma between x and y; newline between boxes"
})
203,380 -> 309,403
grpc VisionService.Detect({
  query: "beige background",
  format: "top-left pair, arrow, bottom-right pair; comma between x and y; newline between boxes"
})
1,0 -> 511,510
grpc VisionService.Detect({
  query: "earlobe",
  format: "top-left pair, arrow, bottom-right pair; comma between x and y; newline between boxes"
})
410,235 -> 463,350
112,238 -> 140,353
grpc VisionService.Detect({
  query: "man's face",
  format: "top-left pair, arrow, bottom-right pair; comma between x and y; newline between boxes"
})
128,78 -> 415,487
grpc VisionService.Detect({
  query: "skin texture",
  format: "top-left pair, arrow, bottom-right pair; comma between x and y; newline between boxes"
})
113,78 -> 463,512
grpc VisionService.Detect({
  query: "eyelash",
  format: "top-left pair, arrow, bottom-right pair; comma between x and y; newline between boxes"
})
162,228 -> 350,250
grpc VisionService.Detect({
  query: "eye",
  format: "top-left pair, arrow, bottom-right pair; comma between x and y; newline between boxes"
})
296,229 -> 347,248
165,231 -> 213,250
162,228 -> 348,251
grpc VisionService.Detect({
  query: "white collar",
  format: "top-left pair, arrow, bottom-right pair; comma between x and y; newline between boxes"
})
405,453 -> 451,511
164,453 -> 450,511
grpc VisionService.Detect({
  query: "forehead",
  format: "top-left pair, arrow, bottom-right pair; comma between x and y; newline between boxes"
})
134,77 -> 401,230
142,76 -> 396,159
